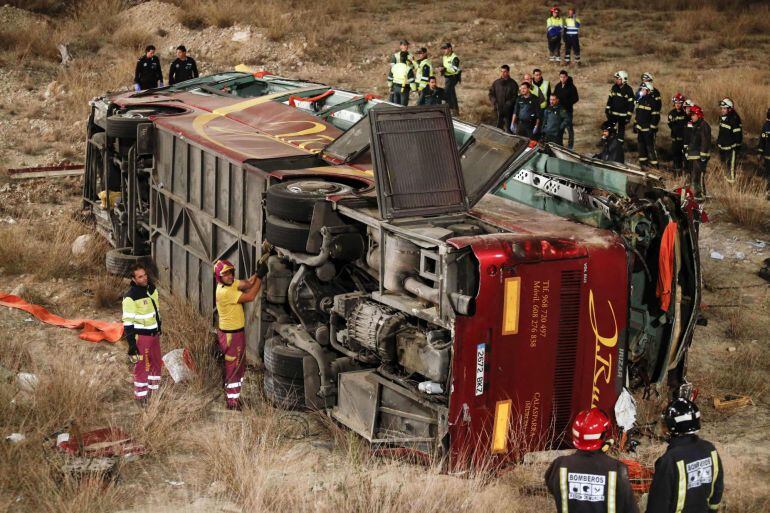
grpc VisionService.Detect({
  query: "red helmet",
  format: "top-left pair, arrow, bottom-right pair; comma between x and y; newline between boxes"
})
550,6 -> 560,14
690,105 -> 704,119
571,408 -> 611,451
213,259 -> 235,284
672,93 -> 686,104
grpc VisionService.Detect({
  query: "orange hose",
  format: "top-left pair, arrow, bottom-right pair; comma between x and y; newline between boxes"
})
0,293 -> 123,343
288,89 -> 335,107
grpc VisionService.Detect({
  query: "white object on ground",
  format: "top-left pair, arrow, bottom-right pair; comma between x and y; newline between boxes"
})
71,234 -> 92,257
5,433 -> 25,443
231,30 -> 250,42
614,388 -> 637,432
162,348 -> 195,383
417,381 -> 443,394
735,251 -> 745,260
16,373 -> 38,393
709,251 -> 724,260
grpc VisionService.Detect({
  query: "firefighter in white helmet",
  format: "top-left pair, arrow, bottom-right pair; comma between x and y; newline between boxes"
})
716,97 -> 743,181
605,71 -> 635,146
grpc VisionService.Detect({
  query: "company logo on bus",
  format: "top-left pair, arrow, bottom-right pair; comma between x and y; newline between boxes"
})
588,290 -> 618,408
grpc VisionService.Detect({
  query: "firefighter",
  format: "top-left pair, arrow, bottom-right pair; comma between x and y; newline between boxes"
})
564,7 -> 581,65
134,45 -> 163,91
635,82 -> 659,169
554,69 -> 579,149
646,398 -> 724,513
668,93 -> 688,173
605,71 -> 634,145
683,98 -> 695,157
387,51 -> 416,106
213,258 -> 266,410
418,76 -> 445,105
542,94 -> 568,145
716,97 -> 743,182
437,42 -> 461,115
511,82 -> 541,138
759,108 -> 770,195
488,64 -> 518,133
390,40 -> 414,68
545,408 -> 639,513
414,47 -> 432,93
168,45 -> 198,86
685,105 -> 711,200
546,6 -> 564,63
122,263 -> 162,405
531,68 -> 550,110
594,120 -> 624,163
636,73 -> 662,140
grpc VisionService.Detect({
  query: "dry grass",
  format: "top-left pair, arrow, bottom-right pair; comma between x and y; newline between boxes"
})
686,68 -> 770,133
707,166 -> 770,230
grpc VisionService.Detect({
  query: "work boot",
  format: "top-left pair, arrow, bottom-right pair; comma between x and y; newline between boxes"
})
226,399 -> 242,411
135,397 -> 148,408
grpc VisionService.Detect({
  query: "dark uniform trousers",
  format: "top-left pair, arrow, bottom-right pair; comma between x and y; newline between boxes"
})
444,75 -> 460,113
545,451 -> 639,513
646,435 -> 723,513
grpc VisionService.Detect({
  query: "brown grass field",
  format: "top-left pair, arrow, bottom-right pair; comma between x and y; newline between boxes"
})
0,1 -> 769,512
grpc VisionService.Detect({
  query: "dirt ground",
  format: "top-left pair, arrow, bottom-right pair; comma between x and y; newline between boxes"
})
1,1 -> 769,512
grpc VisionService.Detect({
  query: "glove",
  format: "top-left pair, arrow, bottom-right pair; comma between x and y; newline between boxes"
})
127,337 -> 140,363
158,81 -> 164,88
134,84 -> 141,92
256,254 -> 270,279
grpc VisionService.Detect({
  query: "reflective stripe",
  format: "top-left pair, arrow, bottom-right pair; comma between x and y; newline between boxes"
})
123,322 -> 134,327
134,312 -> 156,320
719,123 -> 731,129
559,467 -> 569,513
138,323 -> 158,330
638,105 -> 652,110
134,390 -> 148,397
733,127 -> 742,132
226,382 -> 241,389
708,450 -> 720,508
148,375 -> 161,381
226,392 -> 240,399
675,460 -> 687,513
123,313 -> 137,319
134,382 -> 148,387
608,470 -> 617,513
148,384 -> 159,390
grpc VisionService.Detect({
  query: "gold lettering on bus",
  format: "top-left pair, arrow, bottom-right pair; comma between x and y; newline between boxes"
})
588,290 -> 618,408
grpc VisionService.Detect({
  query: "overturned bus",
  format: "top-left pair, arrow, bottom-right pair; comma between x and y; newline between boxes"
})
82,71 -> 702,465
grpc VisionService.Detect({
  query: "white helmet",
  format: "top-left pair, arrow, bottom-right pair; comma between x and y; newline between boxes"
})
614,70 -> 629,83
641,81 -> 654,92
719,97 -> 734,109
641,72 -> 654,82
684,98 -> 695,108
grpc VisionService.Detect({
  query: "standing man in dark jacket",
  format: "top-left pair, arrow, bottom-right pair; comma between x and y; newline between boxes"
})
134,45 -> 163,92
595,120 -> 624,163
646,398 -> 724,513
605,71 -> 634,145
635,82 -> 659,169
168,45 -> 198,85
545,408 -> 639,513
511,82 -> 542,138
686,105 -> 711,200
488,65 -> 518,133
636,73 -> 662,140
418,76 -> 445,105
716,97 -> 743,182
668,93 -> 689,173
554,70 -> 579,149
758,108 -> 770,195
542,94 -> 568,145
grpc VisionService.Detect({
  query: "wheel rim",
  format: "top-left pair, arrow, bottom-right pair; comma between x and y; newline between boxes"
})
286,181 -> 349,196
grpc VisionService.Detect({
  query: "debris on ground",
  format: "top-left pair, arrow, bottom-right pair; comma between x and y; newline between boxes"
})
709,251 -> 724,260
162,348 -> 197,383
621,458 -> 655,494
5,433 -> 26,443
54,426 -> 147,459
16,372 -> 38,393
614,388 -> 637,432
71,234 -> 92,257
713,394 -> 753,411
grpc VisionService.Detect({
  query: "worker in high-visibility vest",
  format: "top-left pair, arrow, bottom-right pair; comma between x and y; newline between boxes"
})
122,263 -> 162,405
564,7 -> 581,65
414,47 -> 433,92
646,398 -> 724,513
545,408 -> 639,513
387,51 -> 416,106
390,39 -> 414,68
546,6 -> 564,63
531,68 -> 551,110
436,42 -> 461,115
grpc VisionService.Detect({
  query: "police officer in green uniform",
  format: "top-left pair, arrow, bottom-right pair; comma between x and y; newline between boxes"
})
387,51 -> 416,106
437,42 -> 461,115
414,47 -> 433,93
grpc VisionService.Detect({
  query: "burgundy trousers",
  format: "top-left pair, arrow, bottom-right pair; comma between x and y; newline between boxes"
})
134,334 -> 162,400
217,329 -> 245,407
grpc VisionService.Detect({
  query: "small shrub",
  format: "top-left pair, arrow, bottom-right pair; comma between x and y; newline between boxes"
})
707,167 -> 770,230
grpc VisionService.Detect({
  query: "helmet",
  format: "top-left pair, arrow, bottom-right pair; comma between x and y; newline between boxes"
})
571,408 -> 611,451
684,98 -> 694,108
690,105 -> 704,118
640,81 -> 654,92
641,72 -> 654,82
663,398 -> 701,435
719,97 -> 734,109
550,6 -> 560,14
614,70 -> 629,83
213,259 -> 235,284
672,93 -> 686,104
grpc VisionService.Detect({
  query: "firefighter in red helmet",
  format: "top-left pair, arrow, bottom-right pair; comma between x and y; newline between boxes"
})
685,105 -> 712,200
213,256 -> 267,410
545,408 -> 639,513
